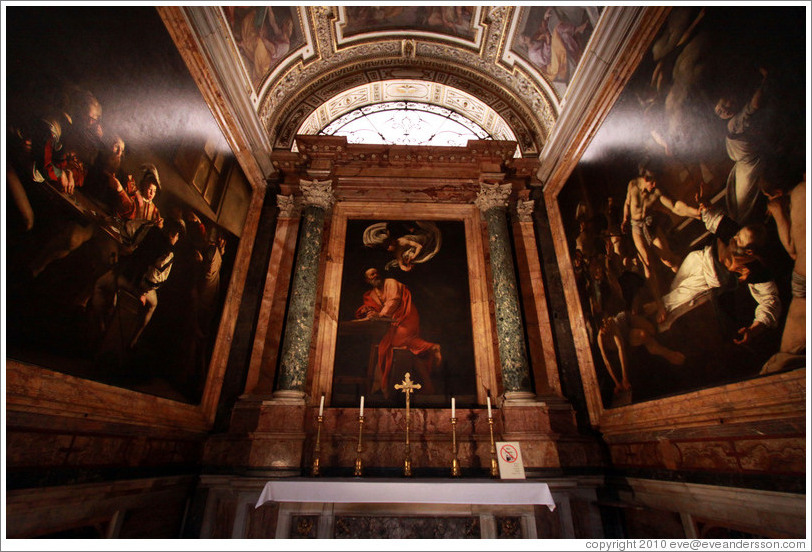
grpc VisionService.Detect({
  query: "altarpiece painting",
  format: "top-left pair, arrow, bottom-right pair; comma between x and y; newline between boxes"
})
331,219 -> 477,408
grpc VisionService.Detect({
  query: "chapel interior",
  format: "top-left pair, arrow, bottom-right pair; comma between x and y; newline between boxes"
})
3,5 -> 808,540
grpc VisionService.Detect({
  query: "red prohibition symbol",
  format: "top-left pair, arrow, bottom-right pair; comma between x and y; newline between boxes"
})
499,444 -> 518,463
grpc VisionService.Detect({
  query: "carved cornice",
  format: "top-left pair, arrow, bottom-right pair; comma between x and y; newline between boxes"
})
475,182 -> 512,213
299,178 -> 336,210
294,137 -> 518,167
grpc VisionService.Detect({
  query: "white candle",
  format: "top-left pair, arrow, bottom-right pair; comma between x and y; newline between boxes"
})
487,396 -> 492,418
318,395 -> 324,416
451,397 -> 455,418
360,395 -> 364,417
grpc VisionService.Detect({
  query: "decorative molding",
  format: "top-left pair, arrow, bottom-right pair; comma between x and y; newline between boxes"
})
475,182 -> 512,213
415,42 -> 554,141
482,6 -> 512,63
299,178 -> 336,210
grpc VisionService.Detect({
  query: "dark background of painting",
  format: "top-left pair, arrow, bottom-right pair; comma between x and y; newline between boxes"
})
331,219 -> 477,408
557,7 -> 806,408
5,7 -> 223,163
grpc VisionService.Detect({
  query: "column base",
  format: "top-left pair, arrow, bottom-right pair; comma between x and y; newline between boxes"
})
270,389 -> 307,404
502,390 -> 537,405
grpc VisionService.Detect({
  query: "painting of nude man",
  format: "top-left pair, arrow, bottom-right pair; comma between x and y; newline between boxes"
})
555,6 -> 806,409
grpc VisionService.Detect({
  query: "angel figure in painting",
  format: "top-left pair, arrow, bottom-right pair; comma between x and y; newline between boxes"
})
362,220 -> 442,272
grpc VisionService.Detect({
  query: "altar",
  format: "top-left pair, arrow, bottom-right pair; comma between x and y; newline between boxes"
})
252,478 -> 557,539
256,478 -> 556,509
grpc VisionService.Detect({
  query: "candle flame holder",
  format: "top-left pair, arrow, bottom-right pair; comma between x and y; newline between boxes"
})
488,413 -> 499,478
451,416 -> 461,477
311,414 -> 323,477
354,415 -> 365,477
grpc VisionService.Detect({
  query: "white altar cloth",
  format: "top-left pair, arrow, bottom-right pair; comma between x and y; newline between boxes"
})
255,479 -> 555,511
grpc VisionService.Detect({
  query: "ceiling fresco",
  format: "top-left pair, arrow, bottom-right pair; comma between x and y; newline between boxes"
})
222,6 -> 308,92
337,6 -> 484,45
506,6 -> 601,98
206,6 -> 602,158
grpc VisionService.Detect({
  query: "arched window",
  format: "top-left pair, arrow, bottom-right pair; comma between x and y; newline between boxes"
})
295,80 -> 521,156
319,101 -> 491,147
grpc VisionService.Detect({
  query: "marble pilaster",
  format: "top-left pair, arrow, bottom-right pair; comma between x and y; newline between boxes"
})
275,179 -> 335,399
511,197 -> 563,398
475,182 -> 533,401
244,194 -> 301,396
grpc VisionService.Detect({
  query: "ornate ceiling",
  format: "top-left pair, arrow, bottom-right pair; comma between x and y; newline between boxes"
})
160,5 -> 649,188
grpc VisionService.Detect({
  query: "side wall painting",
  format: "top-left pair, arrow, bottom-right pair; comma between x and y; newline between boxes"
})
5,7 -> 247,405
331,220 -> 477,408
556,7 -> 807,408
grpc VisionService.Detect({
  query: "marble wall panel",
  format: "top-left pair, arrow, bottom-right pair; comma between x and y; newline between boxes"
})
334,515 -> 481,539
245,502 -> 280,539
255,405 -> 308,433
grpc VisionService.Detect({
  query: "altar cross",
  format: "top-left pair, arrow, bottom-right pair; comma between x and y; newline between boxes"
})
395,372 -> 421,477
395,372 -> 421,400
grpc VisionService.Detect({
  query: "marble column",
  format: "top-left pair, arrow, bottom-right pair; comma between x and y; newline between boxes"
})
274,179 -> 335,400
475,181 -> 535,402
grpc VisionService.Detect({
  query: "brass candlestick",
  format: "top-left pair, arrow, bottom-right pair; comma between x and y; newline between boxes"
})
451,416 -> 461,477
311,414 -> 324,476
354,414 -> 365,477
395,372 -> 421,477
488,413 -> 499,478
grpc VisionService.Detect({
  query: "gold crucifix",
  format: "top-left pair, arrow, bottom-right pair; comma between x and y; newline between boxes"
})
395,372 -> 421,476
395,372 -> 421,402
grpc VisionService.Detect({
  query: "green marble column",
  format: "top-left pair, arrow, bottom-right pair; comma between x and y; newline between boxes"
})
275,179 -> 335,398
475,182 -> 534,399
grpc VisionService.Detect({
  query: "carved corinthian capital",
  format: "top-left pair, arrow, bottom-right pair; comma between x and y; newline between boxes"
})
276,194 -> 300,219
474,182 -> 512,213
515,199 -> 535,222
299,178 -> 336,211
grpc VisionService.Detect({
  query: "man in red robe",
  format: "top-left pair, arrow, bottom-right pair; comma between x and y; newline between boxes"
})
356,268 -> 442,398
